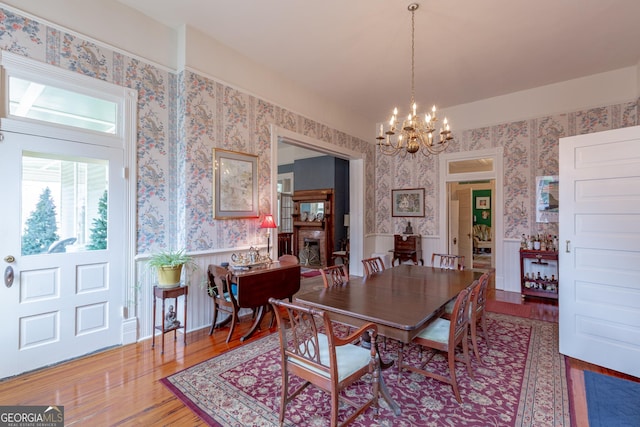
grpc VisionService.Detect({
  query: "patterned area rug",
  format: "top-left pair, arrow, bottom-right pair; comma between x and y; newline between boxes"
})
161,313 -> 569,426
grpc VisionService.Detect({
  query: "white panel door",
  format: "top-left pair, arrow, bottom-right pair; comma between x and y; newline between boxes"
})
458,188 -> 473,269
0,131 -> 125,378
559,125 -> 640,378
448,199 -> 460,256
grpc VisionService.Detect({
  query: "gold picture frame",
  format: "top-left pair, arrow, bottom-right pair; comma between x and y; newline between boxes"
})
213,149 -> 259,219
391,188 -> 425,217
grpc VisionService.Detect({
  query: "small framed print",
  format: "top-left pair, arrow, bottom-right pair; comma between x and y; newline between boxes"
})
536,175 -> 559,223
476,196 -> 490,210
392,188 -> 425,217
213,149 -> 259,219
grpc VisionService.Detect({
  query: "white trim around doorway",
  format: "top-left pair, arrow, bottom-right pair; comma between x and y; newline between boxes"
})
270,125 -> 366,276
438,147 -> 504,290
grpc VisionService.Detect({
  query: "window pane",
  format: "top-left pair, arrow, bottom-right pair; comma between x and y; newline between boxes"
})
21,152 -> 109,255
9,76 -> 117,134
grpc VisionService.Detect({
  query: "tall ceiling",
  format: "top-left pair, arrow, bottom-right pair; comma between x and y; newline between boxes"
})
118,0 -> 640,129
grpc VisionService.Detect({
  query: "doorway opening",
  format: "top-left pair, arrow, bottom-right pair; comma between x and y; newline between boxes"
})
447,181 -> 495,271
439,147 -> 504,289
270,125 -> 365,276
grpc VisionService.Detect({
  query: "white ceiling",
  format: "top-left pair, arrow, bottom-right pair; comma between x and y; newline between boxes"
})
118,0 -> 640,129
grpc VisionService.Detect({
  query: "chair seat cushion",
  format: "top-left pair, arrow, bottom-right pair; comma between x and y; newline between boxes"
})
290,333 -> 372,382
444,299 -> 455,314
416,318 -> 450,344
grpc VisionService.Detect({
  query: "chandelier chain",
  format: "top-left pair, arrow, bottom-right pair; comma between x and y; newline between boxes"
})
410,6 -> 415,105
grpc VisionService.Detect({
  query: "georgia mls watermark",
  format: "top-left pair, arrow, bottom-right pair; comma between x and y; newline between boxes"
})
0,406 -> 64,427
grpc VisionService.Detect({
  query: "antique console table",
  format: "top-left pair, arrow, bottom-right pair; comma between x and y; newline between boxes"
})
231,261 -> 301,341
392,234 -> 424,266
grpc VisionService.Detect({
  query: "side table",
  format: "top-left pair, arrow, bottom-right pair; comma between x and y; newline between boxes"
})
152,285 -> 188,354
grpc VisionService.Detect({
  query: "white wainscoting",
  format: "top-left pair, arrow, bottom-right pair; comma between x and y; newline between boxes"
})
503,239 -> 523,293
135,250 -> 252,342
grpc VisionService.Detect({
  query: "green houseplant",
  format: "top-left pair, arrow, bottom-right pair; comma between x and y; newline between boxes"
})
147,249 -> 197,288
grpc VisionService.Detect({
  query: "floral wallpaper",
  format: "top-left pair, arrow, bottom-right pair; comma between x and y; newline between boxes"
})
1,4 -> 638,254
0,5 -> 372,255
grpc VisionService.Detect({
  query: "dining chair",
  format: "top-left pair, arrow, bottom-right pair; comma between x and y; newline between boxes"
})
320,264 -> 349,288
398,286 -> 474,403
278,254 -> 299,264
469,271 -> 491,359
361,257 -> 385,277
442,271 -> 492,360
431,253 -> 465,270
361,256 -> 392,350
268,297 -> 380,427
207,264 -> 240,343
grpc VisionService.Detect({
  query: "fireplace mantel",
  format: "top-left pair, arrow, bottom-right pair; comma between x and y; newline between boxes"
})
292,189 -> 334,268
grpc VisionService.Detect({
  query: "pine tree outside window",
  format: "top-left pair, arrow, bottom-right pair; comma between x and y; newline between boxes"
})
21,153 -> 108,255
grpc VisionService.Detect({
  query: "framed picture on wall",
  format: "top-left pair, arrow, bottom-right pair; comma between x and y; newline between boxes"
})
213,149 -> 259,219
536,175 -> 559,223
476,196 -> 490,209
392,188 -> 425,217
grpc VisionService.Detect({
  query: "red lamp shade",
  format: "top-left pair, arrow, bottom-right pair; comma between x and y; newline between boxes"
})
260,214 -> 277,229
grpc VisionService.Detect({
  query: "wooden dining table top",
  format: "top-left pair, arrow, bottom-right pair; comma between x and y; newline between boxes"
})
295,264 -> 480,343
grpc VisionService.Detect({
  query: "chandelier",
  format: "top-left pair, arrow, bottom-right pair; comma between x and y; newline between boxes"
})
376,3 -> 452,157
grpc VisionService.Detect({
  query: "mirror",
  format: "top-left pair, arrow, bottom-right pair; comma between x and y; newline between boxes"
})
299,202 -> 325,221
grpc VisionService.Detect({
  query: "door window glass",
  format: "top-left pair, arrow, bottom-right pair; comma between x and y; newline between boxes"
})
21,152 -> 108,255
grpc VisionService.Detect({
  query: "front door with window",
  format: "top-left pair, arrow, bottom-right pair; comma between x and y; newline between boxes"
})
0,132 -> 125,378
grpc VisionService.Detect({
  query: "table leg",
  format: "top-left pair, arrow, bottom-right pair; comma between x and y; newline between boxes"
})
183,292 -> 187,345
378,365 -> 402,416
160,297 -> 165,354
361,332 -> 394,370
173,298 -> 178,342
152,293 -> 156,349
240,305 -> 265,342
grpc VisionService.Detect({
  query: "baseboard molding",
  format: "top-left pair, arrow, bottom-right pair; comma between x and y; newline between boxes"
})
122,317 -> 138,344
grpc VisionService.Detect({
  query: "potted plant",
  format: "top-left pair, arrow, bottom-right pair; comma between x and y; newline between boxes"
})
147,249 -> 197,288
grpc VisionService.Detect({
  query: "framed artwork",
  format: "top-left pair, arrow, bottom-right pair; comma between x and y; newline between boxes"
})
536,175 -> 559,223
476,196 -> 490,210
213,149 -> 259,219
392,188 -> 425,217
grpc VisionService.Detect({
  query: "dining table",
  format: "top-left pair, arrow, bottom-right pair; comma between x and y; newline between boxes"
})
294,264 -> 480,415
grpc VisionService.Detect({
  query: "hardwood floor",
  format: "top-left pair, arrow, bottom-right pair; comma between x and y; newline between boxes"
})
0,275 -> 636,426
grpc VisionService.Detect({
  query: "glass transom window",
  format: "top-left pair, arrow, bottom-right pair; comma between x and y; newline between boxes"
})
9,76 -> 117,134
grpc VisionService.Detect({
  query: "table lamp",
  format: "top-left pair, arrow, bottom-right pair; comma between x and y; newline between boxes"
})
260,214 -> 277,257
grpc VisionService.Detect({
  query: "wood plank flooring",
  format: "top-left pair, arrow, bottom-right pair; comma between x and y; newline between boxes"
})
0,275 -> 636,426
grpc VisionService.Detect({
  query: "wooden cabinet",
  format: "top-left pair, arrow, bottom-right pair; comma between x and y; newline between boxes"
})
392,234 -> 424,266
520,249 -> 558,300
